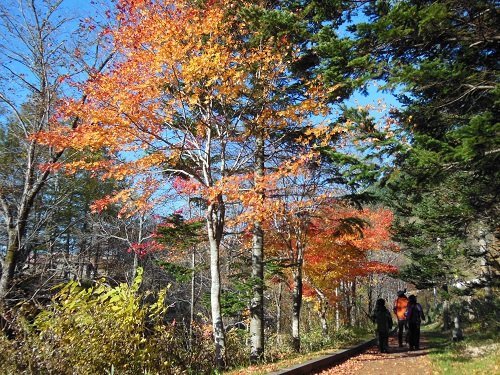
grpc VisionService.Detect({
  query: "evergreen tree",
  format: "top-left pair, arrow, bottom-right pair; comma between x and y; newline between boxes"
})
351,0 -> 499,292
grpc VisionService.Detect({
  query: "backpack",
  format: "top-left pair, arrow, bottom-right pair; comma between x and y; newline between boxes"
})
394,296 -> 408,320
408,304 -> 422,324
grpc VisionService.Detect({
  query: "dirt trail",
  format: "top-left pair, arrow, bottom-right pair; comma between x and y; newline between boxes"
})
316,334 -> 436,375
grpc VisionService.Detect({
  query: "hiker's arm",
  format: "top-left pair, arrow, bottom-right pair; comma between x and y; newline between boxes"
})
420,305 -> 426,321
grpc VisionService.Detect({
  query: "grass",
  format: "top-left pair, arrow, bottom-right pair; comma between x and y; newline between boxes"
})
424,324 -> 500,375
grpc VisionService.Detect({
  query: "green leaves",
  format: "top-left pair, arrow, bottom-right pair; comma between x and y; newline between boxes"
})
31,268 -> 172,374
354,0 -> 499,291
155,213 -> 205,250
156,260 -> 193,283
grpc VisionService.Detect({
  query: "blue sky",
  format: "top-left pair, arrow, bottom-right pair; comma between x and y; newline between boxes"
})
0,0 -> 401,144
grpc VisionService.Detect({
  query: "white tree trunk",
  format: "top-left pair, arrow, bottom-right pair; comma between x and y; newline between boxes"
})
335,286 -> 340,331
292,265 -> 303,352
207,202 -> 226,369
250,133 -> 265,363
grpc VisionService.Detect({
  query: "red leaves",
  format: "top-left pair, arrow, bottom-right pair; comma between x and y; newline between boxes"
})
90,196 -> 113,213
38,162 -> 64,173
172,176 -> 203,195
362,261 -> 398,275
127,240 -> 165,258
304,204 -> 399,298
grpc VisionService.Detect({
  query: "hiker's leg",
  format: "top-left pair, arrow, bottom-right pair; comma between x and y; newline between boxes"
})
379,332 -> 388,352
398,320 -> 404,346
378,332 -> 385,352
408,323 -> 417,349
415,325 -> 421,349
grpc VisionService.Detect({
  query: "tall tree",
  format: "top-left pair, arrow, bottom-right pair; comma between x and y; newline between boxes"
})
37,0 -> 328,367
351,0 -> 498,302
261,167 -> 329,352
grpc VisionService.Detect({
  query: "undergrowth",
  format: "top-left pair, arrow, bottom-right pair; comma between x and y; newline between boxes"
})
425,324 -> 500,375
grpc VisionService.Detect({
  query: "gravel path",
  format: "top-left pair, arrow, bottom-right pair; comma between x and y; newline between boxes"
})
316,334 -> 436,374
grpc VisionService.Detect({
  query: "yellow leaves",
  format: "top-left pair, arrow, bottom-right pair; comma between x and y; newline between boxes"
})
90,188 -> 133,213
136,152 -> 167,168
36,0 -> 338,228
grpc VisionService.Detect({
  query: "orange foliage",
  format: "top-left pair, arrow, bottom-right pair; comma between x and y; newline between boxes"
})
35,0 -> 330,216
304,204 -> 399,300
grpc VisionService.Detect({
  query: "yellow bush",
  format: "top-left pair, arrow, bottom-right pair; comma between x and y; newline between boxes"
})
30,268 -> 173,374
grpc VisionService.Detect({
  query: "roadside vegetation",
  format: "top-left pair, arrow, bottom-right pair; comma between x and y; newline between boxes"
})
425,298 -> 500,375
428,329 -> 499,375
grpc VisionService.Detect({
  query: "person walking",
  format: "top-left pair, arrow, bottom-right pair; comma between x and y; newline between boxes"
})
371,298 -> 393,353
406,294 -> 425,350
393,289 -> 409,347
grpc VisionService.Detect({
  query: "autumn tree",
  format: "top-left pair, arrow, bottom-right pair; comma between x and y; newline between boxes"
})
258,165 -> 327,352
304,205 -> 398,334
37,0 -> 329,367
245,114 -> 375,351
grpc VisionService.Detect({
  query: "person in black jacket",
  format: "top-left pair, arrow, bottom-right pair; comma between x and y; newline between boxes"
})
371,298 -> 393,353
406,294 -> 425,350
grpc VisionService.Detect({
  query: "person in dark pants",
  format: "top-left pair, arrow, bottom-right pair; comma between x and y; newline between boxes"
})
371,298 -> 393,353
406,294 -> 425,350
393,289 -> 409,347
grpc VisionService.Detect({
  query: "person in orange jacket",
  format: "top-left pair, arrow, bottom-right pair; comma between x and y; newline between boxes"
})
393,289 -> 409,347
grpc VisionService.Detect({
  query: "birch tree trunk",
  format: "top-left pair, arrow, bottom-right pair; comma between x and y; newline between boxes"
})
442,284 -> 451,331
344,281 -> 352,326
190,247 -> 196,350
250,132 -> 265,363
292,263 -> 303,352
315,288 -> 329,337
276,281 -> 283,344
207,200 -> 226,369
335,286 -> 341,331
351,280 -> 357,327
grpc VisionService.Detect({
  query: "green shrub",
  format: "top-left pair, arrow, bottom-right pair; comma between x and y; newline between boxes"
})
0,268 -> 215,375
32,268 -> 172,374
301,329 -> 334,352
